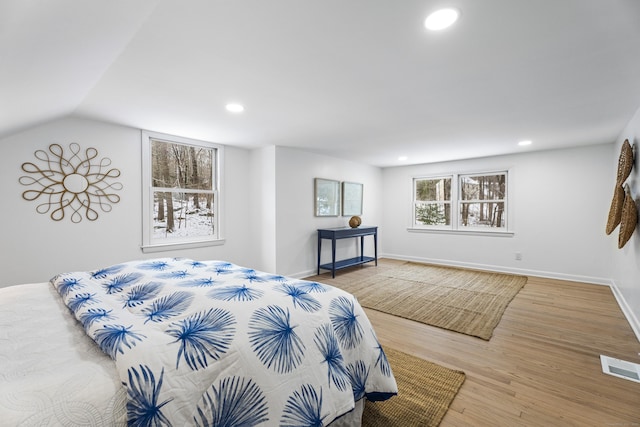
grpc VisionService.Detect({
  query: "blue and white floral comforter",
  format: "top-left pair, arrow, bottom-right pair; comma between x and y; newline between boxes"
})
50,258 -> 397,426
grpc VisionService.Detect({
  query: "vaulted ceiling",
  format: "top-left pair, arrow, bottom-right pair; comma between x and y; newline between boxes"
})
2,0 -> 640,167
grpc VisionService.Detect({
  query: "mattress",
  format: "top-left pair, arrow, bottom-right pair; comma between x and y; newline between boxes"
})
0,282 -> 126,426
0,258 -> 396,426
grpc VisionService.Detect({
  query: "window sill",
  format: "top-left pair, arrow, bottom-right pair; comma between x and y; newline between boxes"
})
407,227 -> 514,237
141,238 -> 226,253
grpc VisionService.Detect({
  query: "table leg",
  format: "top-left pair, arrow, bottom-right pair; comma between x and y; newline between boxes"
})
374,231 -> 378,266
317,232 -> 321,275
331,237 -> 336,278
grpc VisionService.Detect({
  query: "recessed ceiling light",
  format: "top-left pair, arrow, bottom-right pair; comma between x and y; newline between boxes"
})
226,103 -> 244,113
518,140 -> 532,146
424,8 -> 460,31
398,156 -> 408,161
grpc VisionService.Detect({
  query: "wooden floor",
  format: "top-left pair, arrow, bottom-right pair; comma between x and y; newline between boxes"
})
305,259 -> 640,427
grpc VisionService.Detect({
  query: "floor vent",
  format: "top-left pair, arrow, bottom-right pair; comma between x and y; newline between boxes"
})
600,355 -> 640,383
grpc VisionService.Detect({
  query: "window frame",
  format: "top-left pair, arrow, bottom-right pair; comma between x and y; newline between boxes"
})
141,130 -> 225,253
413,175 -> 453,229
410,169 -> 512,235
457,171 -> 508,231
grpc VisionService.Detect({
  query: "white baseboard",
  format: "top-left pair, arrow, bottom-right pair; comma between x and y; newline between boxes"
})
289,269 -> 317,279
609,280 -> 640,344
380,253 -> 611,285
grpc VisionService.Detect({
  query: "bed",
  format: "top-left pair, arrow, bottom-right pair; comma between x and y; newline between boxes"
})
0,258 -> 397,426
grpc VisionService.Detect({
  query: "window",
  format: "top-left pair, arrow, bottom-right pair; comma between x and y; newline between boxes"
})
414,176 -> 452,226
413,171 -> 508,232
141,131 -> 224,252
458,173 -> 506,229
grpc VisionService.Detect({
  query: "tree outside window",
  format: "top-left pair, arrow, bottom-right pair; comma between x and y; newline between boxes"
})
142,131 -> 223,251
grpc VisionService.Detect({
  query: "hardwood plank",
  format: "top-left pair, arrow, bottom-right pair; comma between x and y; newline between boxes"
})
305,259 -> 640,426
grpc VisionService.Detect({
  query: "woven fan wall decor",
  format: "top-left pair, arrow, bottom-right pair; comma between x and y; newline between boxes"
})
607,139 -> 636,248
617,139 -> 633,183
619,185 -> 637,249
606,184 -> 625,235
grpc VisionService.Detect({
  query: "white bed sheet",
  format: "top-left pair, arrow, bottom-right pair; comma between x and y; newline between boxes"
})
0,283 -> 126,426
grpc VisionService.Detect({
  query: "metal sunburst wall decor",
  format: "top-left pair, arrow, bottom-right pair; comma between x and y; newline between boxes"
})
19,143 -> 123,223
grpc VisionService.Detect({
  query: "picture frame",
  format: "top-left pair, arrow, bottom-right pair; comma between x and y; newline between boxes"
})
342,181 -> 363,216
314,178 -> 341,216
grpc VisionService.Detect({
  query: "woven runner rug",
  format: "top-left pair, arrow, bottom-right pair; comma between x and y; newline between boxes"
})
364,347 -> 465,426
336,262 -> 527,340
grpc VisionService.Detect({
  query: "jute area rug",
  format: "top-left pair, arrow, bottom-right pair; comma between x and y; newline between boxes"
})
337,262 -> 527,340
364,346 -> 465,427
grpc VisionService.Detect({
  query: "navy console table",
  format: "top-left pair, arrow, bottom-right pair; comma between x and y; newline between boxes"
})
317,226 -> 378,277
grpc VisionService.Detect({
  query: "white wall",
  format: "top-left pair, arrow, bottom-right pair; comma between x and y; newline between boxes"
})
273,147 -> 383,277
381,144 -> 614,284
610,105 -> 640,338
249,146 -> 277,273
0,116 -> 254,287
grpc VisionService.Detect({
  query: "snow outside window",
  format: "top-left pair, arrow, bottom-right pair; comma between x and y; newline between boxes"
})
141,131 -> 224,252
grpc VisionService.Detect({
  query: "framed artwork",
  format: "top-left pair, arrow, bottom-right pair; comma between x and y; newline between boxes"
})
342,181 -> 363,216
315,178 -> 341,216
